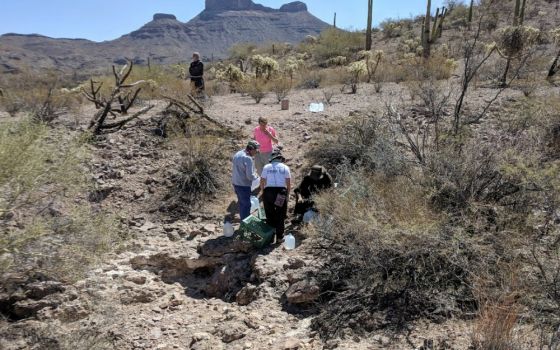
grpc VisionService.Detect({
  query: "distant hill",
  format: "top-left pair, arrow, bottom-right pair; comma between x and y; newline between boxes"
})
0,0 -> 330,73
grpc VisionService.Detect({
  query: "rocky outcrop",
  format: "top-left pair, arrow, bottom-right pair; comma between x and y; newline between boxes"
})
280,1 -> 307,12
153,13 -> 177,21
204,0 -> 271,12
0,0 -> 330,72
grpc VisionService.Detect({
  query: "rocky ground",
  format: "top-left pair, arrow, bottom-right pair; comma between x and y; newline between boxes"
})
0,83 -> 541,350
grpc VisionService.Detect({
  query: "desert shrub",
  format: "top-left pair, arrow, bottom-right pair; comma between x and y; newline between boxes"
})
322,88 -> 337,105
239,77 -> 267,103
0,119 -> 122,281
306,114 -> 408,178
324,56 -> 347,67
380,20 -> 403,38
471,296 -> 521,350
282,56 -> 306,84
0,71 -> 82,120
311,28 -> 364,61
309,170 -> 482,339
270,77 -> 291,102
165,136 -> 227,208
297,71 -> 322,89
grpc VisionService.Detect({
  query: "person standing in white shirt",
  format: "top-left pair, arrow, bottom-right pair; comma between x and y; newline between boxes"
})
260,150 -> 291,242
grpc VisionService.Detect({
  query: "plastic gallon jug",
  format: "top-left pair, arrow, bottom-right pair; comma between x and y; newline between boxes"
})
250,196 -> 260,213
223,221 -> 234,237
309,102 -> 324,113
284,233 -> 296,250
251,177 -> 261,191
303,209 -> 317,223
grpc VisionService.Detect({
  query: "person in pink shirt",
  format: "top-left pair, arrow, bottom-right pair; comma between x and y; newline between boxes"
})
253,117 -> 278,175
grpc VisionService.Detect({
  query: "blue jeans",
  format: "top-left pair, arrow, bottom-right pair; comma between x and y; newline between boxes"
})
234,185 -> 251,220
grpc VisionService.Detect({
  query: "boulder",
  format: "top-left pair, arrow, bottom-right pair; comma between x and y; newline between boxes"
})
206,257 -> 252,298
235,284 -> 257,306
25,281 -> 65,300
285,279 -> 320,304
198,237 -> 252,257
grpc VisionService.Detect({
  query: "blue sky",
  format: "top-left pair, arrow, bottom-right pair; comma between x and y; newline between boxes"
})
0,0 -> 445,42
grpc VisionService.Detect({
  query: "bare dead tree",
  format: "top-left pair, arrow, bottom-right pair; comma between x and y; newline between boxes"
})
452,9 -> 496,135
82,60 -> 153,134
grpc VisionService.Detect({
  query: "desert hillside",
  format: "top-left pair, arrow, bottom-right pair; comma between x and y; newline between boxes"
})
1,0 -> 560,349
0,0 -> 329,73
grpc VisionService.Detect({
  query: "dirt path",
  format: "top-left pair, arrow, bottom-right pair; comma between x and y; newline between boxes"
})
2,84 -> 493,349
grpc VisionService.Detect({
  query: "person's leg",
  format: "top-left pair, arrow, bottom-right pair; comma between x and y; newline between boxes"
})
263,188 -> 277,234
234,185 -> 251,220
277,197 -> 288,239
255,152 -> 270,176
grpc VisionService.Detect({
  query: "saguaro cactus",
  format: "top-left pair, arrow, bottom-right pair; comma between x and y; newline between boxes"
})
421,0 -> 448,58
513,0 -> 527,26
366,0 -> 373,50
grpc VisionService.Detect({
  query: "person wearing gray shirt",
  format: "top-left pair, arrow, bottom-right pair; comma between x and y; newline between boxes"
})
232,140 -> 260,220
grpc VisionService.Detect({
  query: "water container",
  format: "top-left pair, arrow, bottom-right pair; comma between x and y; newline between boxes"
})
251,177 -> 261,191
303,209 -> 317,223
223,221 -> 234,237
309,102 -> 324,113
284,233 -> 296,250
250,196 -> 260,213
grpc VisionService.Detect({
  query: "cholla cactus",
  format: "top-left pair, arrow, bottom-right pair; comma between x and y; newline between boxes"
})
551,28 -> 560,45
326,56 -> 347,66
347,60 -> 367,93
216,64 -> 245,83
173,64 -> 187,79
495,25 -> 540,58
399,37 -> 423,57
250,55 -> 279,79
358,50 -> 385,82
494,25 -> 540,86
303,35 -> 318,45
283,57 -> 305,83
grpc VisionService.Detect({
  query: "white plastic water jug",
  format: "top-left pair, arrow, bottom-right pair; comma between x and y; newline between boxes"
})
303,209 -> 317,223
251,177 -> 261,191
309,102 -> 324,113
250,196 -> 260,213
284,233 -> 296,250
223,221 -> 234,237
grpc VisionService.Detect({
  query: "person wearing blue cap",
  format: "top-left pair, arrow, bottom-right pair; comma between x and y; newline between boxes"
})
232,140 -> 260,220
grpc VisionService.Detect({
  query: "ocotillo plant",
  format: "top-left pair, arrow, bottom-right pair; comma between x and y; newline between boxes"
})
421,0 -> 448,58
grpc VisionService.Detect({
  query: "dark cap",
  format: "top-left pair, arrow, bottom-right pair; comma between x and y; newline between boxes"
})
269,150 -> 285,162
309,165 -> 325,181
246,140 -> 260,151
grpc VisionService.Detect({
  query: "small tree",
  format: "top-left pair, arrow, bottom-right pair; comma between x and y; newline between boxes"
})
82,60 -> 155,134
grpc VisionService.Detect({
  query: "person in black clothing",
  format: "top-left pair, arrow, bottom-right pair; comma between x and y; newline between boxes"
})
189,52 -> 204,96
293,165 -> 333,222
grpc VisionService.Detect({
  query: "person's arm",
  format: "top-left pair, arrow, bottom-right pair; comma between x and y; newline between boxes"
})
260,176 -> 266,192
266,128 -> 279,144
285,167 -> 292,196
245,157 -> 257,182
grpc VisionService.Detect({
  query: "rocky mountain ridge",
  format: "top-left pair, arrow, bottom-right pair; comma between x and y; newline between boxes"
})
0,0 -> 329,73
